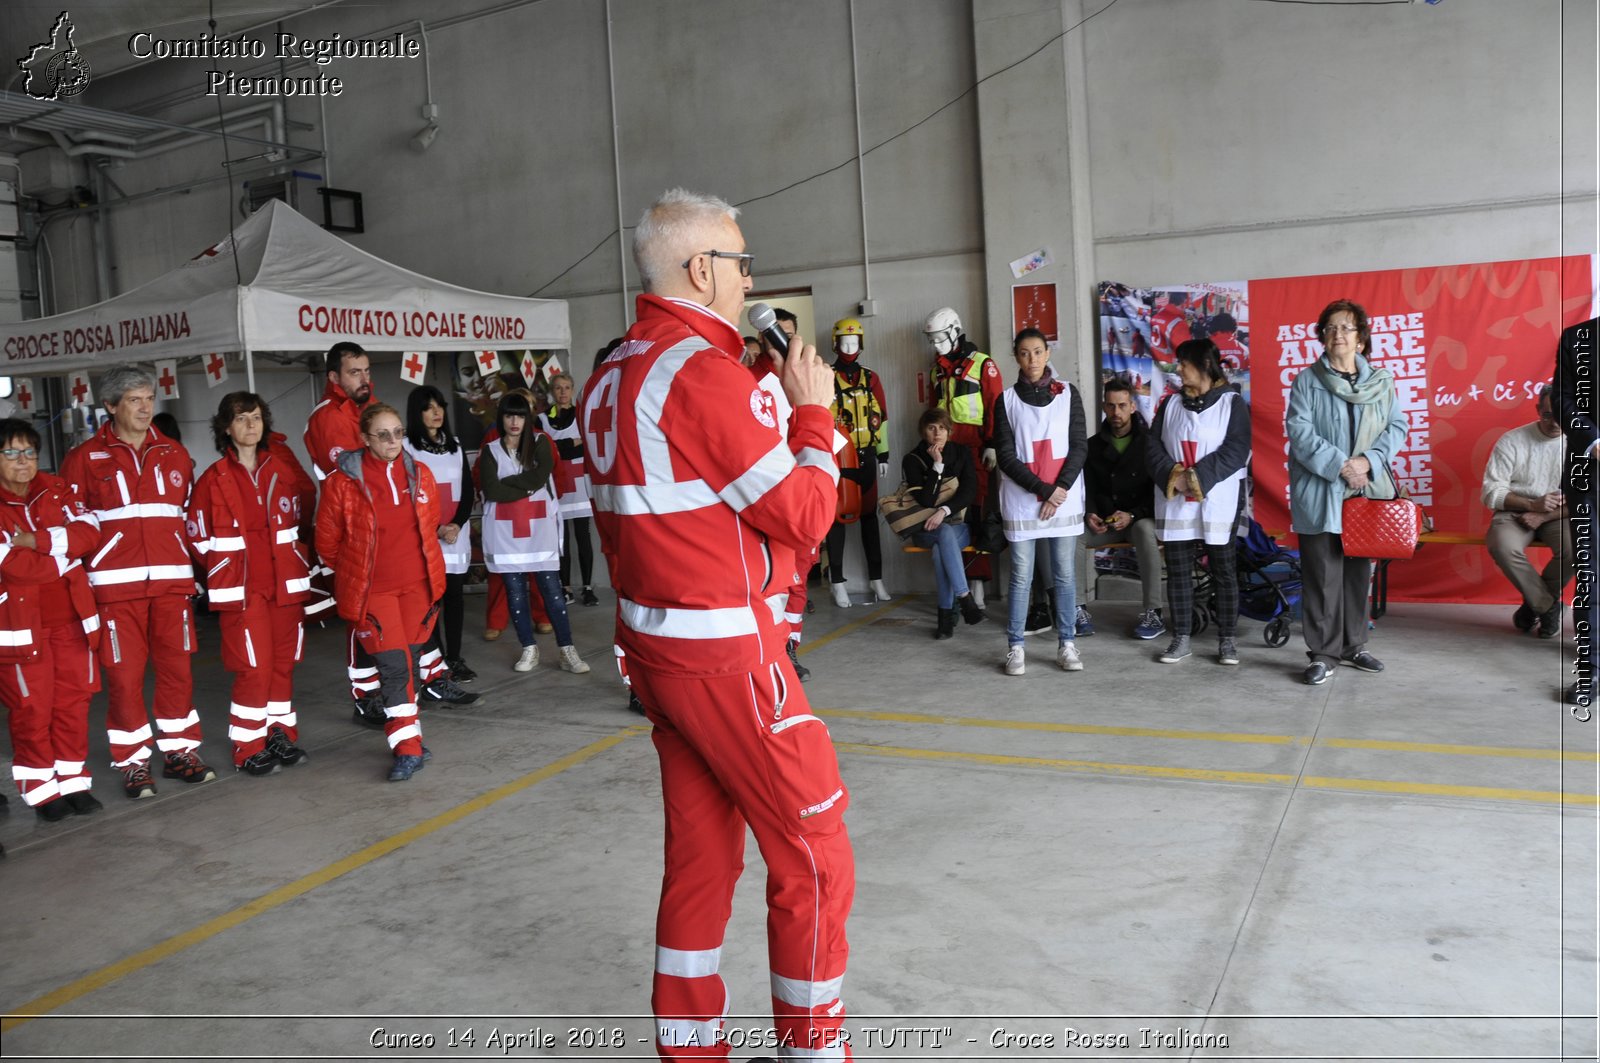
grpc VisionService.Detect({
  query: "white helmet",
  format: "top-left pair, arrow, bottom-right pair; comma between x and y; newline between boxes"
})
924,307 -> 963,356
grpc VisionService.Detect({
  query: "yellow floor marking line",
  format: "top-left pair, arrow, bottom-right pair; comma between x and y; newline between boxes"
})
1,727 -> 646,1032
796,596 -> 908,655
821,706 -> 1598,763
821,706 -> 1304,747
835,742 -> 1600,808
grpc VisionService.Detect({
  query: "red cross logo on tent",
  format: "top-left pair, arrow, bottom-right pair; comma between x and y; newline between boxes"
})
1029,437 -> 1065,483
155,360 -> 180,400
204,353 -> 229,387
520,352 -> 538,388
541,354 -> 564,383
475,350 -> 499,377
69,373 -> 93,407
495,494 -> 547,537
13,379 -> 33,412
401,351 -> 427,385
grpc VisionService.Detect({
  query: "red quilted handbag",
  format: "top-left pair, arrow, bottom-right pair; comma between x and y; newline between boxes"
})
1341,495 -> 1423,559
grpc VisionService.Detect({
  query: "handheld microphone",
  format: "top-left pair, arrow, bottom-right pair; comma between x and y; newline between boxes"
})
747,303 -> 792,360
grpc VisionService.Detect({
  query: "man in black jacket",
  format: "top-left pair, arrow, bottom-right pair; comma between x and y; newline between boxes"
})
1079,376 -> 1166,640
1555,317 -> 1598,709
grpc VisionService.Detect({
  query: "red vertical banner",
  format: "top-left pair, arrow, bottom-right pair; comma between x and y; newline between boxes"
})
1012,283 -> 1059,344
1251,254 -> 1595,604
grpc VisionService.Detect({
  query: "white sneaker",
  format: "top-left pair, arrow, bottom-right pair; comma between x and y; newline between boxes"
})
559,646 -> 591,674
971,581 -> 985,609
1004,645 -> 1025,676
870,579 -> 892,602
829,582 -> 851,608
513,645 -> 539,672
1057,641 -> 1083,672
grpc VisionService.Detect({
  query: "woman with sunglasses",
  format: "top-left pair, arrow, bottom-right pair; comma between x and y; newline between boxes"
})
315,403 -> 447,781
0,419 -> 104,819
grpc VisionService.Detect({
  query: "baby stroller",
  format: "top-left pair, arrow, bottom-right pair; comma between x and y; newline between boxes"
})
1189,519 -> 1302,647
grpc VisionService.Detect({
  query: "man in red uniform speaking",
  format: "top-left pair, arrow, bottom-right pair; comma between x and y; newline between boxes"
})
580,188 -> 854,1061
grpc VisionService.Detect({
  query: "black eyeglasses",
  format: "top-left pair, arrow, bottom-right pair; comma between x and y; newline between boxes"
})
682,250 -> 755,277
0,447 -> 39,461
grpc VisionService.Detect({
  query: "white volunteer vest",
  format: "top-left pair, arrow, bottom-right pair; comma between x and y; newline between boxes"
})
403,439 -> 472,575
1153,392 -> 1246,545
481,439 -> 563,573
998,387 -> 1084,541
538,409 -> 594,519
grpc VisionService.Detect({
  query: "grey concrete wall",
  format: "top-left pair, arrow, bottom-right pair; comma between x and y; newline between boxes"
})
22,0 -> 1598,598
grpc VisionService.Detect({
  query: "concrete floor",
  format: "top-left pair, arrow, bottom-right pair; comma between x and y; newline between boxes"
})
0,580 -> 1596,1063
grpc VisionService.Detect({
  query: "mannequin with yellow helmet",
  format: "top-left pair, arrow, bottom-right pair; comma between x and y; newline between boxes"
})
825,317 -> 891,606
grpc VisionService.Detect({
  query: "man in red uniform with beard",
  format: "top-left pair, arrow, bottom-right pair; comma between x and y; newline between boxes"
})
581,188 -> 854,1061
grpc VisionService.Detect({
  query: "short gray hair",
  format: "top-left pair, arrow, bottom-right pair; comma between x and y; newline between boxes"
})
633,188 -> 739,292
99,364 -> 156,406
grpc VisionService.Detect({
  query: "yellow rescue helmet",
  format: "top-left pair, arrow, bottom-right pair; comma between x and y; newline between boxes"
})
832,318 -> 865,341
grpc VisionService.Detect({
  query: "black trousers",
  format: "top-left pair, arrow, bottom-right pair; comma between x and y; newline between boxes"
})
559,516 -> 595,588
1164,538 -> 1238,638
432,571 -> 465,662
825,481 -> 883,583
1298,531 -> 1373,665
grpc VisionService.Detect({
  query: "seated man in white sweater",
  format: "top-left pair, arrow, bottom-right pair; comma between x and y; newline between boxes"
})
1481,385 -> 1573,638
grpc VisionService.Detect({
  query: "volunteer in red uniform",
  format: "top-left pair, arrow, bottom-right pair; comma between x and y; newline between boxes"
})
927,305 -> 1004,606
61,365 -> 213,799
539,372 -> 598,607
187,392 -> 314,776
315,403 -> 446,782
0,418 -> 103,820
580,188 -> 854,1061
304,341 -> 420,725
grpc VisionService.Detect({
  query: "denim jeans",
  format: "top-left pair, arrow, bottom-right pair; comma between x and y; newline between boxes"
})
502,570 -> 573,648
1006,534 -> 1077,646
909,520 -> 971,608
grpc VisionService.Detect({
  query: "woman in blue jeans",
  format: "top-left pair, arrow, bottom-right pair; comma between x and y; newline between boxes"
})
993,328 -> 1088,675
479,392 -> 591,676
904,407 -> 985,638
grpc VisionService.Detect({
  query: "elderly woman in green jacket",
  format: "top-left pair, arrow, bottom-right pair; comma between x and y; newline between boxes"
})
1286,299 -> 1409,687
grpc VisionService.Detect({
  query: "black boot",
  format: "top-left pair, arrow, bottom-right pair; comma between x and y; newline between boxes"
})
957,592 -> 985,625
934,608 -> 956,639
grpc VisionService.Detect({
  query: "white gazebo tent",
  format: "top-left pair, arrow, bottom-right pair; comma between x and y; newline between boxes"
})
0,199 -> 570,390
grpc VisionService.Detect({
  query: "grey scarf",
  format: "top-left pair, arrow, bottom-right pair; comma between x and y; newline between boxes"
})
1311,356 -> 1399,499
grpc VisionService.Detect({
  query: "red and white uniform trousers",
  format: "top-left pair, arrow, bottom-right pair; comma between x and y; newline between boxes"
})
635,652 -> 854,1061
222,593 -> 305,764
352,582 -> 435,757
3,622 -> 99,807
101,594 -> 201,767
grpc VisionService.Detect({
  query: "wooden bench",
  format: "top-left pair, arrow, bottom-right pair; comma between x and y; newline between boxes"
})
1371,530 -> 1550,619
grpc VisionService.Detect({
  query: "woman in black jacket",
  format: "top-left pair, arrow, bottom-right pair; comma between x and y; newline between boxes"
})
904,407 -> 984,638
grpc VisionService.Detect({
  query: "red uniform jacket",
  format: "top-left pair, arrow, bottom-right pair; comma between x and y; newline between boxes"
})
0,472 -> 102,662
314,448 -> 446,623
59,422 -> 194,603
187,447 -> 315,610
579,294 -> 838,676
304,380 -> 374,480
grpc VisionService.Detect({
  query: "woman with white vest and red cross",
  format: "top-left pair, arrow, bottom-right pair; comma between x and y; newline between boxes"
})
994,327 -> 1089,676
186,392 -> 315,776
1147,337 -> 1251,667
538,371 -> 599,607
0,417 -> 105,821
480,391 -> 591,675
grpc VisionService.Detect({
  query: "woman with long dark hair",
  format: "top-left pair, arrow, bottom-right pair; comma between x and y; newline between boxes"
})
479,391 -> 591,675
403,385 -> 480,701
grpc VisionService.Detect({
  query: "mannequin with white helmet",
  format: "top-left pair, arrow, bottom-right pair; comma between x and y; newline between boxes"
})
925,305 -> 1005,607
825,317 -> 891,606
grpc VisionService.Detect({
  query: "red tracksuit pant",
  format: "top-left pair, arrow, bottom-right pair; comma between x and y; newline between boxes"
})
631,655 -> 855,1061
221,594 -> 304,765
99,596 -> 200,767
351,583 -> 435,758
1,623 -> 98,806
783,544 -> 819,645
